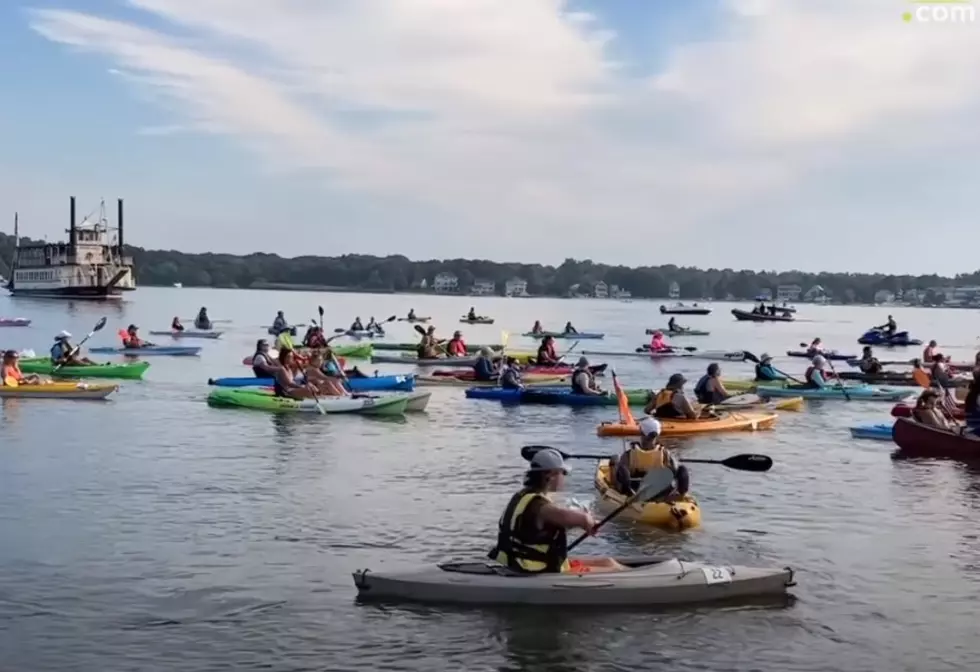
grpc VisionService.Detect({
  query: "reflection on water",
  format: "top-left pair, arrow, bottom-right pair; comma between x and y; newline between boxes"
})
2,289 -> 980,670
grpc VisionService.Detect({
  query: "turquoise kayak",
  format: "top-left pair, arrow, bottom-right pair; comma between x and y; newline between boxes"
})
755,384 -> 913,402
850,423 -> 894,440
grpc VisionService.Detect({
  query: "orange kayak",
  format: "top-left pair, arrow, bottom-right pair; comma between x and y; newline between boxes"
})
597,411 -> 778,437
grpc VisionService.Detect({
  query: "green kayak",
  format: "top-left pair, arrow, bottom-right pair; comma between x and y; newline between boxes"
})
372,342 -> 502,353
329,343 -> 373,358
18,357 -> 150,380
206,388 -> 409,415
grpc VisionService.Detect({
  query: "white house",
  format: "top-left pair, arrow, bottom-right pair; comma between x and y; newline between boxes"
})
470,279 -> 496,296
777,285 -> 802,302
611,284 -> 632,299
804,284 -> 829,302
593,281 -> 608,299
874,290 -> 896,304
505,277 -> 528,297
433,272 -> 459,293
668,281 -> 680,299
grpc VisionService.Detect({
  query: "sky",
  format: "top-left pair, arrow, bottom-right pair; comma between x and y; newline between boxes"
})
1,0 -> 979,275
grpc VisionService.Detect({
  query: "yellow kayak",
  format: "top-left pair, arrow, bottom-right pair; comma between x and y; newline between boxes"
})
724,379 -> 790,393
416,374 -> 569,387
594,461 -> 701,531
597,410 -> 779,437
0,382 -> 118,400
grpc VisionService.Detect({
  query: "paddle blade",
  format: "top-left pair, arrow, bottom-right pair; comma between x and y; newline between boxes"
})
414,324 -> 427,336
634,467 -> 676,501
318,306 -> 325,317
386,315 -> 397,322
93,317 -> 108,332
521,444 -> 557,461
742,350 -> 760,364
501,330 -> 510,349
333,328 -> 344,333
720,454 -> 773,472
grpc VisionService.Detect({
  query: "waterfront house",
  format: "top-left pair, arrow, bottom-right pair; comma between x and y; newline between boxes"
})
777,285 -> 802,302
593,281 -> 608,298
470,279 -> 496,296
505,277 -> 528,297
433,272 -> 459,293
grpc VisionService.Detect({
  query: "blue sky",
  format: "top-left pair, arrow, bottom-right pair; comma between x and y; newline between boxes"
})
2,0 -> 979,275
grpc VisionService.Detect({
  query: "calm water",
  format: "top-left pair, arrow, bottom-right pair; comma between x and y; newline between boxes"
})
3,289 -> 980,671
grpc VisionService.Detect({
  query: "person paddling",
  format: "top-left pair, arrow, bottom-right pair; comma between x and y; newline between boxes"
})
535,335 -> 560,366
50,331 -> 95,366
407,308 -> 417,321
121,325 -> 152,349
912,389 -> 956,431
754,353 -> 785,382
467,307 -> 478,321
473,347 -> 497,382
304,351 -> 347,397
171,317 -> 186,332
694,363 -> 730,404
857,346 -> 882,375
611,417 -> 689,501
563,321 -> 578,335
667,317 -> 687,333
418,326 -> 440,359
272,349 -> 317,400
499,357 -> 524,390
806,338 -> 824,357
571,357 -> 604,395
489,448 -> 625,575
350,316 -> 364,332
647,373 -> 704,419
649,330 -> 671,353
303,325 -> 328,348
803,355 -> 831,389
194,307 -> 212,331
531,320 -> 544,335
446,330 -> 467,357
923,340 -> 943,364
272,311 -> 289,335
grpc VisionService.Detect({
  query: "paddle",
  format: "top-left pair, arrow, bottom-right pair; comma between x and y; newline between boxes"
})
52,317 -> 107,373
520,445 -> 773,472
556,340 -> 581,364
824,357 -> 851,401
318,305 -> 324,330
566,468 -> 676,552
740,350 -> 805,385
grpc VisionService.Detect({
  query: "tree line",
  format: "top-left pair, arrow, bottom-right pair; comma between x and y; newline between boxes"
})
1,231 -> 977,303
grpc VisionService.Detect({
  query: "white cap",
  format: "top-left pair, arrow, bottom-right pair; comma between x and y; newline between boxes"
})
529,448 -> 570,474
638,416 -> 662,437
56,330 -> 71,339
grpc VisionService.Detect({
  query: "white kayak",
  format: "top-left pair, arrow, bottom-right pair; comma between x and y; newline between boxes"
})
149,330 -> 223,339
582,349 -> 748,362
353,556 -> 795,606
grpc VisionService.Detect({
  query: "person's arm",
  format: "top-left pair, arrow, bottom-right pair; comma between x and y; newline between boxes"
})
538,501 -> 592,530
677,394 -> 699,419
574,372 -> 602,395
643,395 -> 656,415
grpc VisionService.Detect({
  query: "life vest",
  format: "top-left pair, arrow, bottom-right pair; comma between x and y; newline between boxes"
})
537,343 -> 557,362
626,445 -> 668,474
912,368 -> 931,387
653,388 -> 683,418
571,366 -> 594,393
650,336 -> 666,352
448,338 -> 467,356
1,364 -> 23,386
490,490 -> 569,573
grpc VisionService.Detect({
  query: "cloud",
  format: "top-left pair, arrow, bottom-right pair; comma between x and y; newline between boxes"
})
25,0 -> 980,269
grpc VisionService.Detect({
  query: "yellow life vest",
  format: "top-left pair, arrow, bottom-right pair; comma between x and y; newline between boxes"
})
491,490 -> 570,573
626,445 -> 668,474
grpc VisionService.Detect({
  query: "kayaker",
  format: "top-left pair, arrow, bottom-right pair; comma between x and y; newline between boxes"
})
446,331 -> 467,357
563,321 -> 578,335
912,389 -> 956,430
857,346 -> 883,375
1,350 -> 41,386
194,307 -> 212,330
50,331 -> 95,366
490,448 -> 626,575
272,311 -> 289,334
407,309 -> 417,320
121,325 -> 151,349
930,353 -> 952,389
611,417 -> 690,501
536,336 -> 560,366
923,340 -> 943,363
500,357 -> 524,390
649,330 -> 671,353
911,358 -> 932,387
304,351 -> 347,396
351,316 -> 364,332
473,347 -> 497,382
571,357 -> 604,396
251,339 -> 278,378
754,353 -> 785,382
648,373 -> 699,419
303,326 -> 328,348
171,317 -> 185,332
272,349 -> 317,400
803,355 -> 830,389
667,317 -> 686,333
694,363 -> 730,404
467,307 -> 478,321
531,320 -> 544,335
806,338 -> 824,357
418,326 -> 441,358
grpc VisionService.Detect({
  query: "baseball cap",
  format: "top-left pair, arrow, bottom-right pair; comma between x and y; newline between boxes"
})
529,448 -> 570,474
638,416 -> 662,437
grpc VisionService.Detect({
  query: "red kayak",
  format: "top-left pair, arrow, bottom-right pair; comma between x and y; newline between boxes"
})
892,417 -> 980,460
891,403 -> 965,420
431,363 -> 606,378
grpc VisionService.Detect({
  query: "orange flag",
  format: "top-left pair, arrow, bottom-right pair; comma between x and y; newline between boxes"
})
612,371 -> 637,426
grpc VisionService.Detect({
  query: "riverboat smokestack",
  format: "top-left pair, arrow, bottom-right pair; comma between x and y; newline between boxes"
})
117,198 -> 124,252
69,196 -> 76,251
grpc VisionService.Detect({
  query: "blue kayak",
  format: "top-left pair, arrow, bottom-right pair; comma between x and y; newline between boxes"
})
465,387 -> 616,406
755,383 -> 912,402
208,373 -> 415,392
90,345 -> 201,357
857,329 -> 922,347
850,423 -> 894,441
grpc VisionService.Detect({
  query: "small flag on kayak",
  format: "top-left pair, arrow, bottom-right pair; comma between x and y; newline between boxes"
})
612,371 -> 636,425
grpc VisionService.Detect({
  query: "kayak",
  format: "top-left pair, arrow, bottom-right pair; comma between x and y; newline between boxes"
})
241,343 -> 373,361
149,330 -> 223,339
837,371 -> 969,387
754,383 -> 914,402
731,309 -> 794,322
646,328 -> 710,337
582,349 -> 747,363
352,557 -> 795,606
89,345 -> 201,357
715,394 -> 804,413
209,373 -> 416,392
267,326 -> 298,336
857,329 -> 922,346
0,317 -> 31,327
786,350 -> 855,361
370,352 -> 538,366
417,374 -> 569,387
659,304 -> 712,315
206,388 -> 410,415
0,382 -> 118,400
397,317 -> 431,323
435,364 -> 606,378
522,331 -> 605,340
342,329 -> 385,338
465,386 -> 649,406
230,387 -> 431,413
17,358 -> 150,380
459,317 -> 495,325
594,461 -> 700,530
891,402 -> 965,420
597,411 -> 779,437
850,423 -> 895,441
892,417 -> 980,459
373,342 -> 501,353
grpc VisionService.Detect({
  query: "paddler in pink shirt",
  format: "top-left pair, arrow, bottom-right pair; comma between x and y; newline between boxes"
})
649,330 -> 672,353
